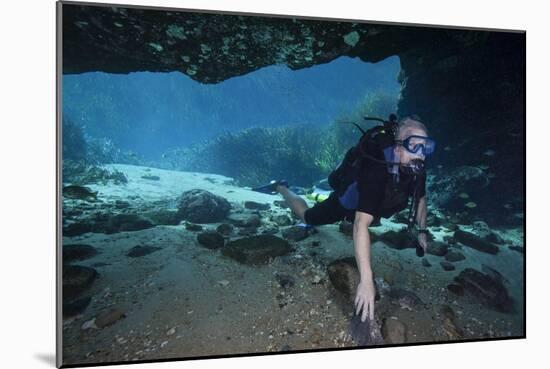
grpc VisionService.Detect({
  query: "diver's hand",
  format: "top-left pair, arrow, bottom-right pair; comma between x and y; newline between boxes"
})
417,232 -> 428,252
354,278 -> 376,322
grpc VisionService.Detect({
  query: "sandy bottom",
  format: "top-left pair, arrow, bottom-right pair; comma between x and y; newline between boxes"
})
61,164 -> 525,366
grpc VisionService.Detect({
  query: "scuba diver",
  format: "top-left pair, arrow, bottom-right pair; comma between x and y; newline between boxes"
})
252,114 -> 436,323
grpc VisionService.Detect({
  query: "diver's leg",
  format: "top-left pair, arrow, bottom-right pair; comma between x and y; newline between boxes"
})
276,185 -> 309,223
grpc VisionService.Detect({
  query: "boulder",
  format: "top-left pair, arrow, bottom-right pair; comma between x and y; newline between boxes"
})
454,228 -> 499,254
63,265 -> 98,299
244,201 -> 270,211
177,189 -> 231,223
197,231 -> 225,249
63,244 -> 98,263
381,318 -> 407,344
440,261 -> 456,271
282,225 -> 310,241
427,241 -> 449,256
445,251 -> 466,262
222,234 -> 293,265
454,268 -> 514,313
327,258 -> 361,301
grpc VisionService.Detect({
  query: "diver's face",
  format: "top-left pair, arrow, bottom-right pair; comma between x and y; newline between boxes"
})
395,128 -> 428,165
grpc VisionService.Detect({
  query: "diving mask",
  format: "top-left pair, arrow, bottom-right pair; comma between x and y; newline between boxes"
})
396,135 -> 436,156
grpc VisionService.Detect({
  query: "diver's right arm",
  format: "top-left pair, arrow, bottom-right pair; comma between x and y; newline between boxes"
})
353,211 -> 376,322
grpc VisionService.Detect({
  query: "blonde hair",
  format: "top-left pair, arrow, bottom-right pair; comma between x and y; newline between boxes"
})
397,115 -> 429,139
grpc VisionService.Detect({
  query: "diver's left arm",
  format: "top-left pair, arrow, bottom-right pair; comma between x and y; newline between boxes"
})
416,195 -> 428,251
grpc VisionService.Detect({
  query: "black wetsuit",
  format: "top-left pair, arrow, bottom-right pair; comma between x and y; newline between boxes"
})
304,150 -> 426,226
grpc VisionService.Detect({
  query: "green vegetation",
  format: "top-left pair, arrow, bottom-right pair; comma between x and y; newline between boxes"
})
160,91 -> 397,188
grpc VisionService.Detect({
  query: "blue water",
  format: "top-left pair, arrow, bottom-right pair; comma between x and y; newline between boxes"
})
63,56 -> 400,159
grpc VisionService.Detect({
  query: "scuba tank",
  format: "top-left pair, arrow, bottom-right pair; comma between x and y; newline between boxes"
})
328,114 -> 399,194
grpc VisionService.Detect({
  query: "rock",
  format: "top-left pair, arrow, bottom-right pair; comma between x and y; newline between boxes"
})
216,223 -> 234,235
97,213 -> 155,234
227,213 -> 261,228
127,245 -> 162,257
63,244 -> 98,263
62,185 -> 98,201
275,274 -> 295,289
427,241 -> 449,256
197,231 -> 225,249
142,210 -> 181,225
282,225 -> 310,241
446,283 -> 464,296
222,234 -> 293,265
348,314 -> 385,346
166,327 -> 176,336
440,261 -> 456,271
472,220 -> 491,238
454,228 -> 499,254
377,229 -> 412,250
237,226 -> 259,236
95,308 -> 126,328
509,245 -> 524,254
381,318 -> 407,344
271,214 -> 292,226
261,225 -> 279,235
177,189 -> 231,223
481,264 -> 508,284
454,268 -> 514,313
388,288 -> 425,310
339,220 -> 353,237
63,265 -> 98,299
63,222 -> 94,237
445,251 -> 466,262
184,222 -> 203,231
244,201 -> 270,211
327,258 -> 360,301
63,296 -> 92,318
421,258 -> 431,267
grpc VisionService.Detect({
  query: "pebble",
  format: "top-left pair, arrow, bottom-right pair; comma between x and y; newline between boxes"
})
81,318 -> 97,330
166,327 -> 176,336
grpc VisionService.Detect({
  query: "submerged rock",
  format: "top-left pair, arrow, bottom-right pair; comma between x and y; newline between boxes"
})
388,287 -> 425,310
63,265 -> 98,299
381,317 -> 407,344
63,185 -> 98,201
216,223 -> 234,235
95,308 -> 126,328
377,229 -> 412,250
63,296 -> 92,318
197,231 -> 225,249
327,257 -> 359,300
227,213 -> 261,227
454,228 -> 499,254
244,201 -> 270,211
281,225 -> 310,241
509,245 -> 524,254
454,268 -> 514,313
348,314 -> 385,346
445,251 -> 466,262
63,244 -> 99,263
184,222 -> 203,231
63,222 -> 94,237
440,261 -> 456,271
127,245 -> 162,257
177,189 -> 231,223
222,234 -> 293,265
427,241 -> 449,256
